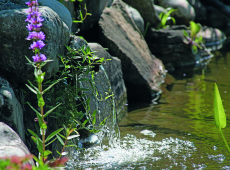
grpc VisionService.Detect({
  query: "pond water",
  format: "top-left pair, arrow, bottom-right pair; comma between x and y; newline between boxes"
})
67,49 -> 230,169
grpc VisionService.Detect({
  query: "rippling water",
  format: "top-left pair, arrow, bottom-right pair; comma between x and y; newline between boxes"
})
67,49 -> 230,169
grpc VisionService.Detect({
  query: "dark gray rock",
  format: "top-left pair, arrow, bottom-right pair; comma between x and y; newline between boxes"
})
187,0 -> 207,23
98,0 -> 166,101
0,122 -> 34,165
89,43 -> 127,110
0,77 -> 25,143
158,0 -> 195,25
80,0 -> 114,31
0,7 -> 70,84
123,0 -> 160,27
145,26 -> 213,72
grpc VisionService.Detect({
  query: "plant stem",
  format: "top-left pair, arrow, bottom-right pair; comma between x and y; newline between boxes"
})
38,66 -> 46,162
219,128 -> 230,153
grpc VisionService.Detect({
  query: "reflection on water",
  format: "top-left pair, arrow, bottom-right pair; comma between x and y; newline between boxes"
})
67,49 -> 230,169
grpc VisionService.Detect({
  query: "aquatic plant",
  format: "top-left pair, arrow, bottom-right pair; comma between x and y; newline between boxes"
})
157,8 -> 177,29
183,21 -> 205,55
214,83 -> 230,153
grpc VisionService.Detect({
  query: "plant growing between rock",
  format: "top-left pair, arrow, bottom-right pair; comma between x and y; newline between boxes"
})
157,8 -> 177,29
183,21 -> 211,55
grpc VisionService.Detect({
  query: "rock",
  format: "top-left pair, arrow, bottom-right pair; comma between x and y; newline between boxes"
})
0,122 -> 34,165
89,43 -> 127,110
198,26 -> 226,51
98,0 -> 166,101
80,0 -> 114,31
187,0 -> 207,23
126,5 -> 145,34
39,0 -> 72,33
123,0 -> 160,27
12,0 -> 73,33
145,26 -> 213,72
154,4 -> 167,16
157,0 -> 195,25
0,7 -> 70,84
206,6 -> 230,29
0,77 -> 25,143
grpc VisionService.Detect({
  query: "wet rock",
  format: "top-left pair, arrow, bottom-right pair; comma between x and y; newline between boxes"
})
198,26 -> 226,51
157,0 -> 195,25
145,26 -> 213,72
126,5 -> 144,34
89,43 -> 127,110
98,0 -> 166,101
0,122 -> 34,166
123,0 -> 160,27
80,0 -> 114,31
0,77 -> 25,143
0,7 -> 69,84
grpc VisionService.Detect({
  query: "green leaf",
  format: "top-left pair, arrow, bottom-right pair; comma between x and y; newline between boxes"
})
44,150 -> 52,157
190,21 -> 201,39
25,84 -> 37,94
191,45 -> 198,55
56,134 -> 65,146
43,79 -> 61,94
44,103 -> 62,118
36,137 -> 44,153
99,117 -> 107,126
92,110 -> 97,125
214,83 -> 226,128
28,129 -> 39,138
48,128 -> 63,142
183,30 -> 189,37
27,102 -> 40,116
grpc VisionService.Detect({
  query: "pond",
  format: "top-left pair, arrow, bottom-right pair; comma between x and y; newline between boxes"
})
67,48 -> 230,169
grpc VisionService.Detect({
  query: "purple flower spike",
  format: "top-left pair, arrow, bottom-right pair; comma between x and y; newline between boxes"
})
26,0 -> 46,62
32,54 -> 47,62
29,40 -> 45,50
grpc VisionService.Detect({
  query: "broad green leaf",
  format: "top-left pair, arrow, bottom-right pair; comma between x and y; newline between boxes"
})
44,103 -> 62,118
28,129 -> 39,138
36,137 -> 44,153
190,21 -> 201,39
44,150 -> 52,157
183,30 -> 189,37
214,83 -> 226,128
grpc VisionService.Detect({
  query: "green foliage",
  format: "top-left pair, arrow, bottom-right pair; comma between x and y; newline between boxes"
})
157,8 -> 177,29
183,21 -> 205,55
214,83 -> 230,152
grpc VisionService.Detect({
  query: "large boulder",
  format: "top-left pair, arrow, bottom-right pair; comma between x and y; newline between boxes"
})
98,0 -> 166,101
0,77 -> 25,142
157,0 -> 195,25
0,122 -> 34,166
0,7 -> 70,84
126,5 -> 145,34
123,0 -> 160,27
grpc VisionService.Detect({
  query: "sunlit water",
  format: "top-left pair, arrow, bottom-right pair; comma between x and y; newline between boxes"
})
67,49 -> 230,169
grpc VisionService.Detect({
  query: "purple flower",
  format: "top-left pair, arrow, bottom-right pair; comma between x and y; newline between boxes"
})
32,54 -> 46,62
29,40 -> 45,50
26,31 -> 45,40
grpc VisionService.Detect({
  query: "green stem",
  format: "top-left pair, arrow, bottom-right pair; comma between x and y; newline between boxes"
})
38,66 -> 46,162
219,128 -> 230,153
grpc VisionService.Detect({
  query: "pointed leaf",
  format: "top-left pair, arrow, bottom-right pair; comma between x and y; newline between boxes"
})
46,128 -> 63,143
44,103 -> 62,118
25,84 -> 37,94
214,83 -> 226,128
56,134 -> 65,146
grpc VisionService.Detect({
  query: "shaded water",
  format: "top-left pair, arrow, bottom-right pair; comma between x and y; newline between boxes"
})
67,49 -> 230,169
